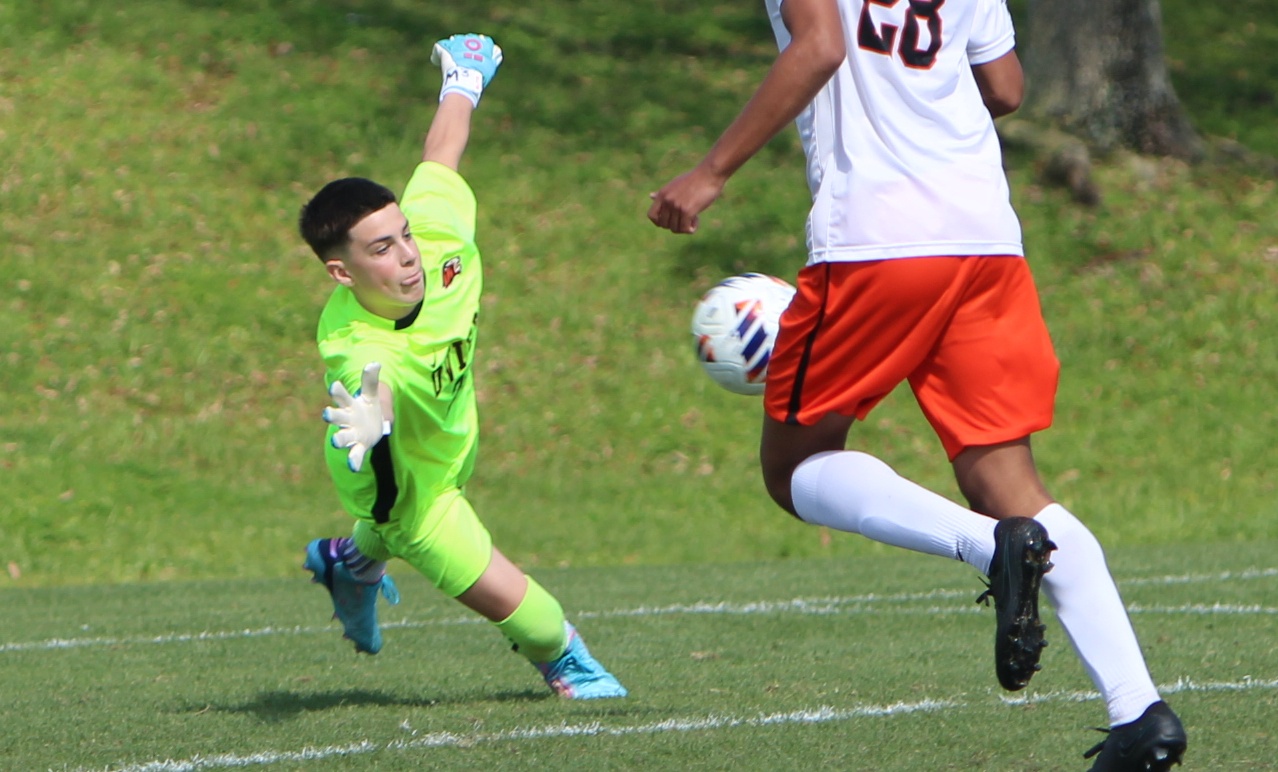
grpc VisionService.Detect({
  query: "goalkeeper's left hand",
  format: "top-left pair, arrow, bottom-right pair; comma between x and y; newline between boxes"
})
323,362 -> 390,473
432,33 -> 503,108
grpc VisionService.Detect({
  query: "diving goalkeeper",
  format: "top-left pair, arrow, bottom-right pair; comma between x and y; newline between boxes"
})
296,33 -> 626,700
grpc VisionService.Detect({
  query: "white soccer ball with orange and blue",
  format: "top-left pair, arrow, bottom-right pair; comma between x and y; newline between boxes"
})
690,272 -> 796,396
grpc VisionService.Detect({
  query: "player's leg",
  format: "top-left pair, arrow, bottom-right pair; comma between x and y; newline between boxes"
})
759,410 -> 851,516
951,439 -> 1053,518
901,257 -> 1068,689
775,426 -> 1056,691
937,258 -> 1184,765
303,522 -> 400,655
761,257 -> 1049,691
464,550 -> 627,700
454,546 -> 527,621
955,443 -> 1184,767
954,444 -> 1167,711
766,416 -> 999,572
762,259 -> 1005,576
392,489 -> 626,699
943,439 -> 1056,689
768,257 -> 1062,690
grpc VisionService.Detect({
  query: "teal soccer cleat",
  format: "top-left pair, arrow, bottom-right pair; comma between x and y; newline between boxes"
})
304,538 -> 400,655
536,623 -> 628,700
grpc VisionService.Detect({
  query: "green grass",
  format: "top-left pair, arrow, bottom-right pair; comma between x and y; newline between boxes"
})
1160,0 -> 1278,155
0,0 -> 1275,588
2,2 -> 1274,767
3,545 -> 1276,769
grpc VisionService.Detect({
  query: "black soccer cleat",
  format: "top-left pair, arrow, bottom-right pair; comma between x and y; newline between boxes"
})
1083,700 -> 1187,771
976,516 -> 1056,691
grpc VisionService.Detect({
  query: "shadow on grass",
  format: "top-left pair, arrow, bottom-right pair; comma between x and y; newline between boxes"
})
184,687 -> 550,723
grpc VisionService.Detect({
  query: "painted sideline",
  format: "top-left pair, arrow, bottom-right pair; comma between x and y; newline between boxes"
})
4,566 -> 1276,654
75,675 -> 1278,772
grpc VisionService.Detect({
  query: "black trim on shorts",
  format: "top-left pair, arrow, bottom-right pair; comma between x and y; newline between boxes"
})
785,263 -> 830,425
370,437 -> 398,523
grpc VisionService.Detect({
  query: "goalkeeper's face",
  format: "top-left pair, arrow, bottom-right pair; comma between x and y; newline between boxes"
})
327,203 -> 425,320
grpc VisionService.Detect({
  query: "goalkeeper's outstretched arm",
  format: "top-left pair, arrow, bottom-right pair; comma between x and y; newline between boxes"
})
423,33 -> 503,171
323,362 -> 396,473
423,96 -> 473,172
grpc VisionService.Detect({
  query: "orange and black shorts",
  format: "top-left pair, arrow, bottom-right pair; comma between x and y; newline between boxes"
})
765,256 -> 1060,460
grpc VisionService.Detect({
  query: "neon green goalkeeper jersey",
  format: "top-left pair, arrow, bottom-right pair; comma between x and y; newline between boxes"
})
317,162 -> 482,524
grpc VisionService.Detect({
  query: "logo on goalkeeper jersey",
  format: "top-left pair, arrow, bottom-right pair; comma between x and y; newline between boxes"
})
441,256 -> 463,288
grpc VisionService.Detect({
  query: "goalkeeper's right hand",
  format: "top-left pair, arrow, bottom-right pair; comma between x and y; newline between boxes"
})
432,33 -> 503,108
323,362 -> 390,473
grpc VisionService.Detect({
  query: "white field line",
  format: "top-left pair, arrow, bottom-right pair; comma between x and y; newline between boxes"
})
1121,566 -> 1278,586
998,675 -> 1278,707
74,699 -> 960,772
12,601 -> 1278,654
5,566 -> 1277,654
71,675 -> 1278,772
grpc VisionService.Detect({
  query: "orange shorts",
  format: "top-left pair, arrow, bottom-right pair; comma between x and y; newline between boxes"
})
765,256 -> 1060,460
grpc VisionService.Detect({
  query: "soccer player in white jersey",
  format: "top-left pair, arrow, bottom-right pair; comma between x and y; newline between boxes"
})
648,0 -> 1186,768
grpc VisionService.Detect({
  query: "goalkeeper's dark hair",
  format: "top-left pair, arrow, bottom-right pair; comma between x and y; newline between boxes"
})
299,177 -> 398,262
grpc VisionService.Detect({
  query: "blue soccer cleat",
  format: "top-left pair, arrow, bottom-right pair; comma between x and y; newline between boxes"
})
535,622 -> 628,700
304,538 -> 400,655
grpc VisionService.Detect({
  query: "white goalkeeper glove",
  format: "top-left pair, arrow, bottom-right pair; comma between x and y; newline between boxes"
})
431,33 -> 503,108
323,362 -> 390,473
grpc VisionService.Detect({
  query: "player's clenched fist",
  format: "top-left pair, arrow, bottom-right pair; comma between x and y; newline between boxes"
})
432,33 -> 503,107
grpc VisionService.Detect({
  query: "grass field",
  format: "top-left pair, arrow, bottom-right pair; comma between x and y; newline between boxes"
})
2,0 -> 1276,586
2,0 -> 1277,768
5,544 -> 1277,770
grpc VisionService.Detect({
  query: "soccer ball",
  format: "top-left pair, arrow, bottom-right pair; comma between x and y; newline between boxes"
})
691,272 -> 796,396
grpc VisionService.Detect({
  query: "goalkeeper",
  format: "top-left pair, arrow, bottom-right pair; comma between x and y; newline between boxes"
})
296,34 -> 626,700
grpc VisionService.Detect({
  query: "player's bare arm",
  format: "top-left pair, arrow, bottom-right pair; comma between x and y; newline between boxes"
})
972,49 -> 1024,118
647,0 -> 844,234
423,96 -> 475,171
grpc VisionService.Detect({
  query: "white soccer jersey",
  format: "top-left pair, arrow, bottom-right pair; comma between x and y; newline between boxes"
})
766,0 -> 1023,263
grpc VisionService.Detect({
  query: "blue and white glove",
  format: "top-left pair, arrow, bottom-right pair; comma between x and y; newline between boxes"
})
323,362 -> 390,473
431,33 -> 503,108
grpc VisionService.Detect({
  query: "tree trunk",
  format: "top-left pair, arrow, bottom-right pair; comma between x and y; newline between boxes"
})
1023,0 -> 1202,159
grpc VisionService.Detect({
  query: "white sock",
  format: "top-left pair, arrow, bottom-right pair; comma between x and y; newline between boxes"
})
1034,503 -> 1161,725
790,451 -> 997,574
